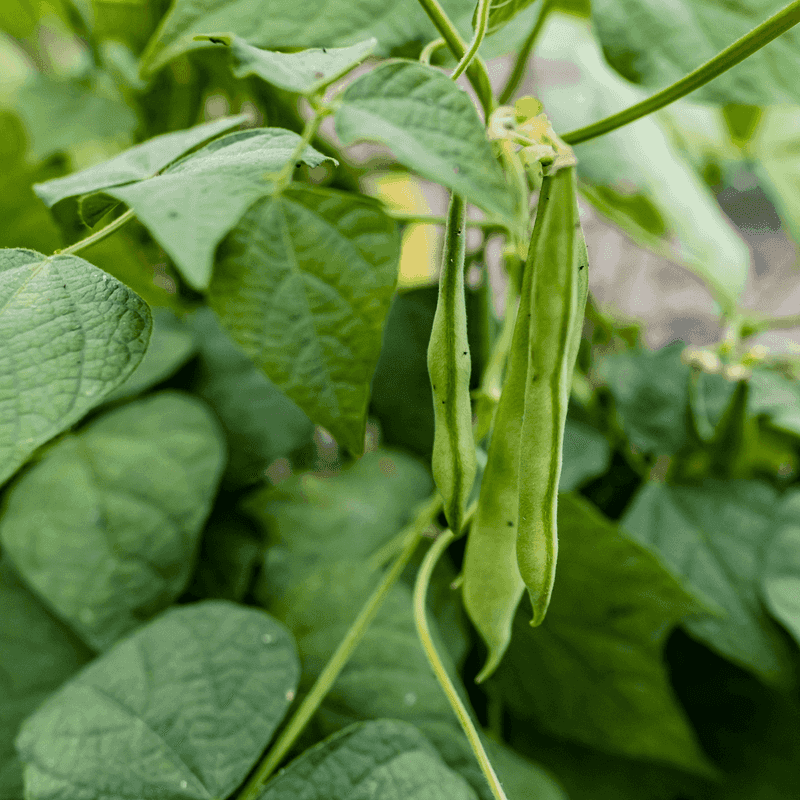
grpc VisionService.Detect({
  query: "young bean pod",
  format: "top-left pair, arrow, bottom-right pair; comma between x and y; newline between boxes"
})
428,193 -> 477,537
517,165 -> 587,627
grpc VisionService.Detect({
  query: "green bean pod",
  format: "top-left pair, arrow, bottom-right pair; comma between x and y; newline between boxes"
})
428,193 -> 477,536
517,165 -> 587,627
462,203 -> 544,683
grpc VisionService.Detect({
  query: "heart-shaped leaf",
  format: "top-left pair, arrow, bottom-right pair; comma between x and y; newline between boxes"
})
0,248 -> 151,487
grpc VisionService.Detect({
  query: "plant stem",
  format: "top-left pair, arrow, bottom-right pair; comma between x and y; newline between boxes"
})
561,0 -> 800,145
272,108 -> 328,190
386,210 -> 508,232
452,0 -> 490,80
420,37 -> 447,65
57,208 -> 136,256
237,494 -> 443,800
414,0 -> 495,117
498,0 -> 554,104
413,526 -> 508,800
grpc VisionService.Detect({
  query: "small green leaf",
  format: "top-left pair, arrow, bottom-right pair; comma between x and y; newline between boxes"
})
474,0 -> 541,35
0,560 -> 92,800
86,128 -> 335,290
16,601 -> 299,800
197,35 -> 377,94
208,186 -> 400,455
32,115 -> 249,209
0,248 -> 151,487
0,392 -> 226,650
336,62 -> 513,221
494,494 -> 714,775
621,479 -> 797,684
762,525 -> 800,647
259,719 -> 478,799
189,308 -> 313,487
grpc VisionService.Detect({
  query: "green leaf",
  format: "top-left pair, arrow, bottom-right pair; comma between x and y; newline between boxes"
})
559,419 -> 611,491
7,73 -> 136,163
196,35 -> 377,94
189,307 -> 313,487
0,560 -> 92,800
751,106 -> 800,251
16,601 -> 299,800
336,62 -> 513,221
750,367 -> 800,438
247,450 -> 432,578
493,494 -> 714,775
621,480 -> 798,684
762,524 -> 800,647
103,308 -> 196,403
32,115 -> 249,210
139,0 -> 471,75
474,0 -> 540,35
0,248 -> 151,487
534,12 -> 750,310
0,392 -> 226,651
85,128 -> 335,290
258,719 -> 478,800
208,186 -> 400,455
592,0 -> 800,105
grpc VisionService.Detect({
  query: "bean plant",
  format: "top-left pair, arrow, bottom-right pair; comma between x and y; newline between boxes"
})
3,1 -> 800,799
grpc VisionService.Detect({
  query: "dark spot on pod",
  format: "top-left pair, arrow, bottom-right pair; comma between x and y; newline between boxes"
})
63,284 -> 67,289
462,351 -> 467,355
322,47 -> 327,53
314,71 -> 324,79
208,37 -> 225,44
579,264 -> 585,270
168,211 -> 178,218
296,162 -> 302,167
507,520 -> 514,527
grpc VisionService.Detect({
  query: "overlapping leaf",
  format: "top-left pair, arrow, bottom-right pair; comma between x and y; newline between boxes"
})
16,602 -> 299,800
208,186 -> 400,455
0,248 -> 151,487
621,479 -> 797,684
336,62 -> 513,221
0,561 -> 92,800
593,0 -> 800,105
259,720 -> 478,800
762,524 -> 800,646
493,494 -> 714,775
560,419 -> 611,492
196,35 -> 377,94
0,392 -> 226,650
189,308 -> 313,487
532,12 -> 750,311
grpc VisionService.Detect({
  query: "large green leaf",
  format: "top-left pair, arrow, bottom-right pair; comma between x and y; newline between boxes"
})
493,494 -> 713,775
259,719 -> 478,800
196,35 -> 377,94
592,0 -> 800,105
189,307 -> 313,487
621,480 -> 797,684
0,248 -> 151,487
534,12 -> 750,311
336,62 -> 513,221
762,523 -> 800,647
559,419 -> 611,491
749,367 -> 800,438
0,560 -> 92,800
208,186 -> 400,455
16,601 -> 299,800
84,128 -> 334,290
32,115 -> 248,210
139,0 -> 470,75
0,392 -> 226,651
751,106 -> 800,249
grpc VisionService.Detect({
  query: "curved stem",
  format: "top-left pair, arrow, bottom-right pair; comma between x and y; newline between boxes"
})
414,0 -> 496,117
498,0 -> 554,104
237,494 -> 442,800
413,526 -> 508,800
561,0 -> 800,145
272,108 -> 328,190
420,37 -> 447,65
57,208 -> 136,256
452,0 -> 490,80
